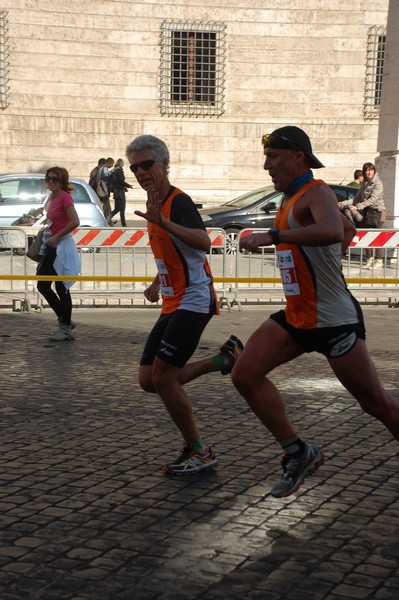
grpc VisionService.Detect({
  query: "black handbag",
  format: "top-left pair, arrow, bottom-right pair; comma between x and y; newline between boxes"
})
364,208 -> 381,228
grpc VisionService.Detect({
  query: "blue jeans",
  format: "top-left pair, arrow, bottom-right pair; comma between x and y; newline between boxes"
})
110,191 -> 126,226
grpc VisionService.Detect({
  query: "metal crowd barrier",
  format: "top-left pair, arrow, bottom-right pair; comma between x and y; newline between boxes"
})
0,226 -> 398,312
0,227 -> 228,311
230,228 -> 399,309
0,227 -> 31,310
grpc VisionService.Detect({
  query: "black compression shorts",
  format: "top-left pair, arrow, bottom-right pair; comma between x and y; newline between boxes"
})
140,309 -> 213,368
270,310 -> 366,358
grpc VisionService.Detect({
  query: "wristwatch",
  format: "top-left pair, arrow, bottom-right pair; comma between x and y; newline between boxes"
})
268,227 -> 281,246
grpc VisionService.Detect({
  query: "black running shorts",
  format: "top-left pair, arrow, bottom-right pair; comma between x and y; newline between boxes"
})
140,309 -> 213,368
270,310 -> 366,358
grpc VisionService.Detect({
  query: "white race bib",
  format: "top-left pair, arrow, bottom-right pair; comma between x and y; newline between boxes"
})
155,259 -> 174,296
276,249 -> 300,296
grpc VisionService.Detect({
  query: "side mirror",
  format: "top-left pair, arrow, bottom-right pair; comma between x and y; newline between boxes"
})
263,202 -> 277,213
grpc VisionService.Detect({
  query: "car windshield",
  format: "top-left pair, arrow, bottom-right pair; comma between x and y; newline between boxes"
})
0,178 -> 47,205
40,182 -> 91,204
225,186 -> 276,208
71,183 -> 91,203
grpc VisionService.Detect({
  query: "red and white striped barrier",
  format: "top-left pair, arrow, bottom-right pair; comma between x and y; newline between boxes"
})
73,227 -> 225,248
349,230 -> 399,248
239,228 -> 399,248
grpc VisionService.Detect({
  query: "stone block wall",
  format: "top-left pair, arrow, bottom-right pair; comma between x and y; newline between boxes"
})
0,0 -> 389,211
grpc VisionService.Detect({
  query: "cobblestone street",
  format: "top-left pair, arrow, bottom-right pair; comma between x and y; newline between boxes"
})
1,306 -> 398,600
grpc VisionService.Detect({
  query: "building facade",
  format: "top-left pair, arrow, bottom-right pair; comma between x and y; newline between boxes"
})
0,0 -> 392,216
376,0 -> 399,227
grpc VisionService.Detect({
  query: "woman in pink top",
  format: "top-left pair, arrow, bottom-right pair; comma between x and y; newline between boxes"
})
37,167 -> 80,341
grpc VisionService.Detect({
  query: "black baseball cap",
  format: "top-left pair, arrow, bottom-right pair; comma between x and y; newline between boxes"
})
262,126 -> 325,169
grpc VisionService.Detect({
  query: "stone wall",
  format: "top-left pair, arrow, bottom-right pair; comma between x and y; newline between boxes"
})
376,0 -> 399,227
0,0 -> 389,211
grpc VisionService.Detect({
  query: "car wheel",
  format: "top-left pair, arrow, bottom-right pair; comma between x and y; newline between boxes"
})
225,228 -> 241,255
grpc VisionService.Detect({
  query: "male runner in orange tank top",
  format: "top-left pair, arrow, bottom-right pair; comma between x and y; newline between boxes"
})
126,135 -> 243,475
233,126 -> 399,498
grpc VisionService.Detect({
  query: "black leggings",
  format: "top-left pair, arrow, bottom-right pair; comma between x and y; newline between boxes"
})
37,247 -> 72,325
364,209 -> 384,259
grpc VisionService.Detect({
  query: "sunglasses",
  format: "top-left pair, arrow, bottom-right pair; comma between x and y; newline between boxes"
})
261,133 -> 300,150
45,175 -> 60,183
129,158 -> 160,174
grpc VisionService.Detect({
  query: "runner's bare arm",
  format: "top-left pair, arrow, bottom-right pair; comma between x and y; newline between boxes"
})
282,185 -> 344,246
135,188 -> 210,252
341,213 -> 356,253
240,186 -> 345,251
144,275 -> 161,302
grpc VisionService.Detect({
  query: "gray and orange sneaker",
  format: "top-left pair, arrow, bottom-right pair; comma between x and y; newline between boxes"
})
163,445 -> 218,476
219,335 -> 244,375
271,445 -> 324,498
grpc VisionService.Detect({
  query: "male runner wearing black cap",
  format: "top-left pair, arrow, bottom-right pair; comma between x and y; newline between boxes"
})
231,126 -> 399,498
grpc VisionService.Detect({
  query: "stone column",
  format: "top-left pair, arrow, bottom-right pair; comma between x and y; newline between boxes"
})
375,0 -> 399,228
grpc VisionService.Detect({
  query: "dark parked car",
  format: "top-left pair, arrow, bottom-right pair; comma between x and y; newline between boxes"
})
200,184 -> 358,253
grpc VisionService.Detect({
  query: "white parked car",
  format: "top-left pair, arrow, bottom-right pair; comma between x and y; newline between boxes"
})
0,173 -> 108,229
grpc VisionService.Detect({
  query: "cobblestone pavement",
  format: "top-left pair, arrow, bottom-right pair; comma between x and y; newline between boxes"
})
0,306 -> 398,600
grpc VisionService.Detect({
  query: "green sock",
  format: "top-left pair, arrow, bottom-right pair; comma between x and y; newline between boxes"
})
211,354 -> 229,372
189,438 -> 206,452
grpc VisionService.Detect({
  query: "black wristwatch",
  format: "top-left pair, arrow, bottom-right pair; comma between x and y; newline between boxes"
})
268,227 -> 281,246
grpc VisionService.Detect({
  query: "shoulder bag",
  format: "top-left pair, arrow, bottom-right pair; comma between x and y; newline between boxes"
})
26,229 -> 45,262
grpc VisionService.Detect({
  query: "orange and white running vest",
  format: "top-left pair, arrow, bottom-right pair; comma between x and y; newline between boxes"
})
148,187 -> 219,315
274,179 -> 360,329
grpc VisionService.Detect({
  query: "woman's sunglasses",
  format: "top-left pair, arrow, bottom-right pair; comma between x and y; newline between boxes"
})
129,158 -> 160,174
45,175 -> 60,183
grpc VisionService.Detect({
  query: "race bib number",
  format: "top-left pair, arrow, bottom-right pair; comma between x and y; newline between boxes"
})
276,249 -> 300,296
155,259 -> 174,296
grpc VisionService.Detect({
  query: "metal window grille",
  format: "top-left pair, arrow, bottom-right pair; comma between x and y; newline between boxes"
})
0,10 -> 9,111
363,25 -> 386,120
159,20 -> 226,117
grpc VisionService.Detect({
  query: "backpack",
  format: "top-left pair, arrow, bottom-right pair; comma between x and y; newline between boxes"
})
96,167 -> 109,200
108,171 -> 117,194
96,178 -> 109,200
88,167 -> 98,190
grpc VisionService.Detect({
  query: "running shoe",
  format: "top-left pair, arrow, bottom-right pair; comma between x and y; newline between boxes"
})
271,445 -> 324,498
50,324 -> 75,342
163,445 -> 218,476
58,317 -> 76,330
219,335 -> 244,375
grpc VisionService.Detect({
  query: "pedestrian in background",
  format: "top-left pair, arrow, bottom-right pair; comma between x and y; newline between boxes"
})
37,167 -> 80,341
348,169 -> 363,188
233,126 -> 399,499
107,158 -> 133,227
96,156 -> 114,218
88,157 -> 106,190
353,162 -> 385,269
126,134 -> 243,476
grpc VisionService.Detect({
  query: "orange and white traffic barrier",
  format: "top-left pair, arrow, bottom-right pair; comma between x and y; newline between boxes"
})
73,227 -> 225,248
239,228 -> 399,248
349,230 -> 399,248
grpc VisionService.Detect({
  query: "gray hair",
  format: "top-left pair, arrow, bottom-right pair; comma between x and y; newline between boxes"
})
125,135 -> 170,161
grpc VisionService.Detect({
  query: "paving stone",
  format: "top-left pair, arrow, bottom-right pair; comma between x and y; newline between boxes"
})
0,307 -> 399,599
